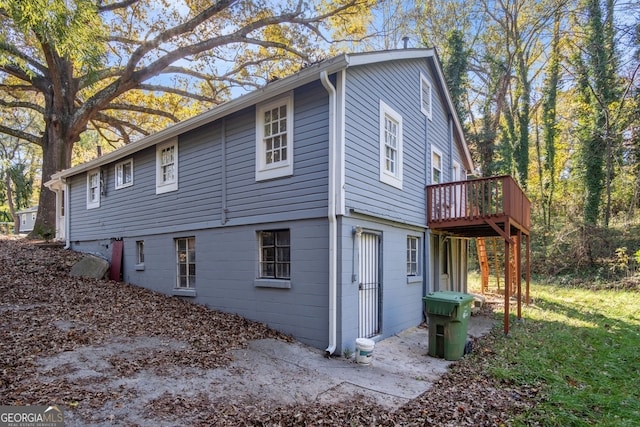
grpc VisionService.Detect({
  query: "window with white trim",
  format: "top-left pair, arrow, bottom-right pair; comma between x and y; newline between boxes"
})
432,148 -> 443,184
379,100 -> 403,189
21,215 -> 26,225
175,237 -> 195,288
87,169 -> 101,209
156,140 -> 178,194
259,229 -> 290,279
115,159 -> 133,189
256,94 -> 294,181
136,241 -> 145,264
407,236 -> 420,276
420,73 -> 432,120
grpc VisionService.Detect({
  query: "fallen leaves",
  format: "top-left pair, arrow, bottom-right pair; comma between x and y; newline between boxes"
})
0,237 -> 537,426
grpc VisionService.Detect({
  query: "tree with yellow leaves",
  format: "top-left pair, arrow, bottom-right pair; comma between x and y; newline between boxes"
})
0,0 -> 373,236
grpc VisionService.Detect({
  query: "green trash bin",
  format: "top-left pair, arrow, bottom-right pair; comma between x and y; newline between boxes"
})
423,291 -> 475,361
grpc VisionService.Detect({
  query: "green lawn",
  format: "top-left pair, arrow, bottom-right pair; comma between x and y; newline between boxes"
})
481,282 -> 640,426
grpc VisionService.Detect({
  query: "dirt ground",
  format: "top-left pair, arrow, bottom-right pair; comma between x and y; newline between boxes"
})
0,237 -> 536,426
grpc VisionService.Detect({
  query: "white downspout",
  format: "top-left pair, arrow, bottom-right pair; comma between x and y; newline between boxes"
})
64,180 -> 70,249
321,70 -> 338,356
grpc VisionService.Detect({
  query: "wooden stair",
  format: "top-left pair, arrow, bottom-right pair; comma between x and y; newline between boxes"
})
477,237 -> 489,293
477,237 -> 519,295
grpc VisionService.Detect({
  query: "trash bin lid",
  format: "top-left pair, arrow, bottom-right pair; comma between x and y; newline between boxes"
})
423,291 -> 474,304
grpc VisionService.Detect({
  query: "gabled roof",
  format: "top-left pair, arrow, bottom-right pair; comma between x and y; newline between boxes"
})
47,49 -> 473,183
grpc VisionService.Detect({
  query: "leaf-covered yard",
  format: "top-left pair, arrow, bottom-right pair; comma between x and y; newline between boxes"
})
1,237 -> 534,426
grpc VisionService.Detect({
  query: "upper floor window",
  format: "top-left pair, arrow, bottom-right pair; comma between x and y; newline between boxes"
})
156,140 -> 178,194
256,94 -> 294,181
379,100 -> 403,189
420,73 -> 432,120
432,148 -> 443,184
86,169 -> 101,209
115,159 -> 133,189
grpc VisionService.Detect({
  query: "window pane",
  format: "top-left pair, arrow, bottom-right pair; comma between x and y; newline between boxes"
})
262,247 -> 274,262
276,230 -> 290,246
262,231 -> 274,246
276,263 -> 290,279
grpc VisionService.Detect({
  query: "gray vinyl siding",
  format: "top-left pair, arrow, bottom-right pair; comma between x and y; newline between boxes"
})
337,216 -> 424,351
67,81 -> 329,242
343,59 -> 455,226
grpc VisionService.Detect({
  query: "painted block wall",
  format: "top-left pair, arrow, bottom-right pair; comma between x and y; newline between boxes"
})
337,215 -> 425,352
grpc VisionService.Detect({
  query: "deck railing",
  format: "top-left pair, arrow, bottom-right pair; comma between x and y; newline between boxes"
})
426,175 -> 530,230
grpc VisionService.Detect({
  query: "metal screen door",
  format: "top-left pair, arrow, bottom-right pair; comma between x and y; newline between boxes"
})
358,232 -> 381,338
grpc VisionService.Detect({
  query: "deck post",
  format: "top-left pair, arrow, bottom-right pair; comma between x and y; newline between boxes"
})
516,230 -> 522,320
504,219 -> 511,335
526,233 -> 531,305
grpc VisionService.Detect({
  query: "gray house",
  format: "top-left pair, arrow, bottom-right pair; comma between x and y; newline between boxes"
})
16,206 -> 38,234
46,49 -> 474,354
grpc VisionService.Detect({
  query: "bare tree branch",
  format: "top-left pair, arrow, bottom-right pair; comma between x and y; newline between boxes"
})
104,103 -> 180,122
0,99 -> 45,114
137,84 -> 218,103
97,0 -> 139,13
0,123 -> 41,145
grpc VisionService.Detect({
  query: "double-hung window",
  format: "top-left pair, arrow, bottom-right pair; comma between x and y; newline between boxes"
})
407,236 -> 420,276
156,140 -> 178,194
175,237 -> 195,289
432,148 -> 443,184
256,94 -> 294,181
115,159 -> 133,189
379,100 -> 403,189
87,169 -> 101,209
259,229 -> 290,279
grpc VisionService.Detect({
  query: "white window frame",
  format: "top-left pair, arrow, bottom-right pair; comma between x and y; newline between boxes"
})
420,73 -> 433,120
115,158 -> 134,189
21,214 -> 26,225
136,241 -> 145,265
432,147 -> 443,184
256,93 -> 294,181
175,237 -> 196,289
407,236 -> 420,277
86,169 -> 101,209
379,100 -> 403,189
156,140 -> 178,194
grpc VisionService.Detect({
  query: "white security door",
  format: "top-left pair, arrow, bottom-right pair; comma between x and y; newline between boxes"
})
358,232 -> 381,338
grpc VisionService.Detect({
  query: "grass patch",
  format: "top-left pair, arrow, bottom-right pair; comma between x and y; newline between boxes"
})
479,282 -> 640,426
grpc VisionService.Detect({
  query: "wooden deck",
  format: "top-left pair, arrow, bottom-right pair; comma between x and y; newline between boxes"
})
426,175 -> 530,238
426,175 -> 531,335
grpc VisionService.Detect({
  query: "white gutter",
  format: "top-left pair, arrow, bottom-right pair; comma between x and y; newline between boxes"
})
320,70 -> 338,356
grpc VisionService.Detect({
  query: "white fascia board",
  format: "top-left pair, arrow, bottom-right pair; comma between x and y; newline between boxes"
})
345,48 -> 437,66
50,55 -> 350,181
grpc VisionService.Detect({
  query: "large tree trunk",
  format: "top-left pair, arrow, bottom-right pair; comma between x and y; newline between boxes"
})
30,123 -> 74,240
